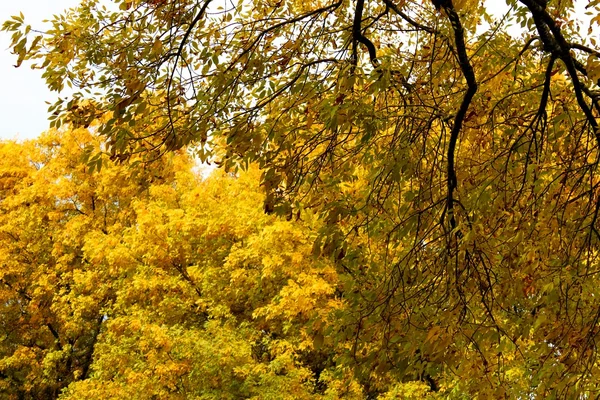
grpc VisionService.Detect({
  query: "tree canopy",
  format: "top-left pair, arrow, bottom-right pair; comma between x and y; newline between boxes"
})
4,0 -> 600,397
0,130 -> 428,399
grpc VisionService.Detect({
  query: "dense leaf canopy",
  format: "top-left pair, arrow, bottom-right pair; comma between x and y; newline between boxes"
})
0,131 -> 428,399
4,0 -> 600,397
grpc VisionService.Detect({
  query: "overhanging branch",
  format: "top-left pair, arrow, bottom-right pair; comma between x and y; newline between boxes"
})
518,0 -> 599,145
440,1 -> 478,230
353,0 -> 379,67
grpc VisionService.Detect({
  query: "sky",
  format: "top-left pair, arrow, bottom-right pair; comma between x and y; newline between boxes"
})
0,1 -> 592,141
0,0 -> 80,141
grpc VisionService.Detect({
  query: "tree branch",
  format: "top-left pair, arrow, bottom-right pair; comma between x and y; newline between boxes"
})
353,0 -> 379,67
518,0 -> 599,144
382,0 -> 436,34
440,1 -> 478,230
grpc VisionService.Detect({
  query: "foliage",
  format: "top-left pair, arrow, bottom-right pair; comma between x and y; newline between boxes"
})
2,131 -> 429,399
4,0 -> 600,397
0,131 -> 338,399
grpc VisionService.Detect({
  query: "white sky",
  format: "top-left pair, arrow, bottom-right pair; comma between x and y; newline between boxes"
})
0,1 -> 593,141
0,0 -> 81,141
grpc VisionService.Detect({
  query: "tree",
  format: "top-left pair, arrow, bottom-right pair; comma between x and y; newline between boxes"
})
5,0 -> 600,396
0,130 -> 358,399
1,129 -> 452,399
0,128 -> 196,398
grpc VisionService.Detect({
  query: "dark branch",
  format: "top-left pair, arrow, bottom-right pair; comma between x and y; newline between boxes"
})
352,0 -> 379,67
518,0 -> 599,145
46,323 -> 63,350
442,1 -> 478,230
80,315 -> 104,380
166,0 -> 214,144
382,0 -> 436,34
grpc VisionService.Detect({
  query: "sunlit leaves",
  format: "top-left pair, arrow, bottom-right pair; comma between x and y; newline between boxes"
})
0,131 -> 371,399
5,0 -> 600,396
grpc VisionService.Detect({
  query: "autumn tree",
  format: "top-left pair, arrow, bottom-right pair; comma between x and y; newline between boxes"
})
0,131 -> 363,399
5,0 -> 600,397
0,128 -> 454,398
